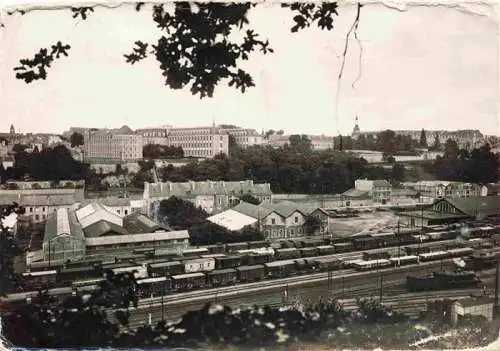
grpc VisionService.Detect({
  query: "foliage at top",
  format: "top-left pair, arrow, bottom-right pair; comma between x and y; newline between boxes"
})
12,2 -> 343,98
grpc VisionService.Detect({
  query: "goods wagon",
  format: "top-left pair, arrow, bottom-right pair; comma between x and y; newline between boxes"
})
171,272 -> 206,291
265,260 -> 296,279
148,261 -> 183,277
184,258 -> 216,273
207,268 -> 238,287
216,255 -> 242,270
236,265 -> 266,282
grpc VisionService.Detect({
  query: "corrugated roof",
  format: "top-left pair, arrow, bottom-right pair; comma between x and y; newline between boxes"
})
123,212 -> 163,233
441,196 -> 500,217
85,230 -> 189,246
83,220 -> 129,238
207,209 -> 258,231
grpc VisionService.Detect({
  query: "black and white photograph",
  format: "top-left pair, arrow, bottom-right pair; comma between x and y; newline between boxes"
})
0,0 -> 500,349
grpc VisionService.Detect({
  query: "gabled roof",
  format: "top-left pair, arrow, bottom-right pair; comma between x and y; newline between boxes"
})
76,202 -> 123,229
83,219 -> 129,238
259,200 -> 308,218
232,202 -> 273,219
123,212 -> 165,233
44,208 -> 85,243
440,196 -> 500,217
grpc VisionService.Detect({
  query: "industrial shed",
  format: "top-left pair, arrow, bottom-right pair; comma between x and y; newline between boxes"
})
43,208 -> 86,262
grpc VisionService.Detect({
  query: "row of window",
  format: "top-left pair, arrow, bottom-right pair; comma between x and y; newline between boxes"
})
263,226 -> 304,239
87,240 -> 189,251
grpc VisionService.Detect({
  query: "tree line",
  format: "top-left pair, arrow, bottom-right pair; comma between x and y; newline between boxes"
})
143,143 -> 184,159
423,140 -> 500,184
155,138 -> 407,195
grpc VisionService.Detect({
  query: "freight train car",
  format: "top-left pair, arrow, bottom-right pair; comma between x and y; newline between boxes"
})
264,260 -> 296,279
136,276 -> 170,298
352,259 -> 392,271
215,255 -> 242,270
184,258 -> 216,273
171,272 -> 206,292
300,247 -> 319,257
236,265 -> 266,283
21,270 -> 58,290
274,248 -> 301,260
314,257 -> 342,272
389,255 -> 419,266
207,268 -> 238,287
148,261 -> 183,277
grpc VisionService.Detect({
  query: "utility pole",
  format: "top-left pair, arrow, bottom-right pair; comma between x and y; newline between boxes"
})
379,272 -> 384,302
161,285 -> 165,321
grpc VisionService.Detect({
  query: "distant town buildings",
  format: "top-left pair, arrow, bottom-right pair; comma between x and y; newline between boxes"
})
401,181 -> 486,202
265,134 -> 334,150
354,179 -> 392,204
82,126 -> 143,162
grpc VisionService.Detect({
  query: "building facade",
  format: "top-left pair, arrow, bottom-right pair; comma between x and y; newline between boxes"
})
218,126 -> 264,148
0,186 -> 85,223
43,208 -> 86,262
401,181 -> 485,202
354,179 -> 392,204
83,129 -> 143,162
144,180 -> 273,217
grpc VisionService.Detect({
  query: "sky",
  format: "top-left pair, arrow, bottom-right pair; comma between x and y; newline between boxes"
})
1,1 -> 499,136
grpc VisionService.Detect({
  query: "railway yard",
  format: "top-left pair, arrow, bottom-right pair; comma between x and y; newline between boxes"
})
3,220 -> 500,328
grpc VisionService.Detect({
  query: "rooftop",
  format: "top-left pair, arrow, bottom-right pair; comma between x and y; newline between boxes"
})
207,209 -> 258,231
44,208 -> 85,243
123,212 -> 166,233
443,196 -> 500,217
85,230 -> 189,246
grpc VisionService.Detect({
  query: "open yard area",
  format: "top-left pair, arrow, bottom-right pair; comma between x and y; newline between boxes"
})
329,210 -> 401,237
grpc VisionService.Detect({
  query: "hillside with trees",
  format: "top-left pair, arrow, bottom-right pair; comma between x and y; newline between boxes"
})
156,137 -> 406,195
424,140 -> 500,184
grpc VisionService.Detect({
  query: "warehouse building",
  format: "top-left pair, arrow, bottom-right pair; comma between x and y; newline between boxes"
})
398,196 -> 500,228
41,202 -> 189,262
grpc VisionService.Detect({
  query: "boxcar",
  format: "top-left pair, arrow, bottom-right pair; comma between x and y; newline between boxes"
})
248,240 -> 269,249
207,244 -> 226,254
352,259 -> 392,271
226,242 -> 249,252
363,251 -> 391,261
419,250 -> 450,262
148,261 -> 183,277
264,260 -> 296,279
294,258 -> 316,274
22,270 -> 58,290
314,257 -> 342,272
241,253 -> 272,266
111,265 -> 148,279
300,238 -> 324,248
447,247 -> 474,258
183,248 -> 210,257
72,278 -> 105,292
352,236 -> 378,250
236,265 -> 266,282
275,248 -> 301,260
136,276 -> 170,298
184,258 -> 216,273
171,272 -> 206,291
215,255 -> 243,270
300,247 -> 319,257
334,242 -> 353,253
389,255 -> 419,266
404,246 -> 430,256
317,245 -> 335,256
58,265 -> 102,283
207,268 -> 238,287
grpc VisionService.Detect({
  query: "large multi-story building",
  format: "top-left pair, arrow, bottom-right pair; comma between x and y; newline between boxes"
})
218,126 -> 264,148
265,134 -> 334,150
83,127 -> 143,162
137,124 -> 230,158
143,179 -> 273,218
